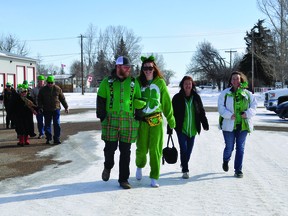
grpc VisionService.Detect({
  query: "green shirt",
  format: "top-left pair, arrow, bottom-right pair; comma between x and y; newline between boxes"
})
97,76 -> 142,116
182,97 -> 197,137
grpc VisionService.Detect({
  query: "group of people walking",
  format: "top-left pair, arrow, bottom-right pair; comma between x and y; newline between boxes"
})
1,75 -> 69,146
1,55 -> 257,189
97,55 -> 257,189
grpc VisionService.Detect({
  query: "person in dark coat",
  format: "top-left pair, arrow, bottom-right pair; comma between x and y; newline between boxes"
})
168,76 -> 209,179
1,82 -> 16,129
10,84 -> 37,146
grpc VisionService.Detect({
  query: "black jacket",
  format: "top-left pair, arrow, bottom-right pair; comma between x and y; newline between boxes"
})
10,93 -> 35,135
172,89 -> 209,134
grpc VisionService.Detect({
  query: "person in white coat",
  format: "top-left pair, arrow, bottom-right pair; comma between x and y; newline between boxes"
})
218,71 -> 257,178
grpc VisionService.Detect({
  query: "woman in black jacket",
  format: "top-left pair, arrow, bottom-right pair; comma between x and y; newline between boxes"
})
170,76 -> 209,179
10,85 -> 37,146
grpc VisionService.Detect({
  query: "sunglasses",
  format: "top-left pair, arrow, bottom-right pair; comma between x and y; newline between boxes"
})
47,82 -> 54,84
21,90 -> 27,93
143,66 -> 154,71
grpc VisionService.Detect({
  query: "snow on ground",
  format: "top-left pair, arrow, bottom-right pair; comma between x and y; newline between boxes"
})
0,88 -> 287,216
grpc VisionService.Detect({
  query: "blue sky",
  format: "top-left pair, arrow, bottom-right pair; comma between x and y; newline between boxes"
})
1,0 -> 266,81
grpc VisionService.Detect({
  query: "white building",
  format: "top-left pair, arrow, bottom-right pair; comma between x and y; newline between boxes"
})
0,50 -> 37,93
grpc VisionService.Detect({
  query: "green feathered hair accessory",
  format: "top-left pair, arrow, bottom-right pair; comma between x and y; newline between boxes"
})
141,55 -> 155,62
240,81 -> 248,89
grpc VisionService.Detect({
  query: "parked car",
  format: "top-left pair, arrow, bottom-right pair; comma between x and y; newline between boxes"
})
264,88 -> 288,112
198,84 -> 216,90
276,101 -> 288,119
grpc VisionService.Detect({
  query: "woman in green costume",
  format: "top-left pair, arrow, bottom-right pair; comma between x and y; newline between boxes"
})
135,56 -> 175,188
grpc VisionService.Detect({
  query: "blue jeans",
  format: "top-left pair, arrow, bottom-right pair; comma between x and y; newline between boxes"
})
176,131 -> 195,173
36,113 -> 44,136
222,127 -> 248,172
43,109 -> 61,142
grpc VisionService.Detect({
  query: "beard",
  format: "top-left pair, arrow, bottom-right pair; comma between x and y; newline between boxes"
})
117,67 -> 130,78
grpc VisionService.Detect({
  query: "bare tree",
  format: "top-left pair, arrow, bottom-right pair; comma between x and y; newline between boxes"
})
81,25 -> 142,84
0,33 -> 29,56
83,24 -> 99,77
186,41 -> 228,90
70,60 -> 82,87
257,0 -> 288,85
162,69 -> 175,85
103,25 -> 142,64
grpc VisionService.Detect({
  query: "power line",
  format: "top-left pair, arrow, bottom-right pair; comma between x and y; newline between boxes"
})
142,30 -> 246,39
23,37 -> 78,42
22,30 -> 246,42
34,46 -> 245,59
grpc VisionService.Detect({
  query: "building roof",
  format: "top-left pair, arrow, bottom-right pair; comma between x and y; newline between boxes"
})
0,50 -> 37,62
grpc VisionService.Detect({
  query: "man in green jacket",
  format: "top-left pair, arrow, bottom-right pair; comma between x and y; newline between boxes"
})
96,56 -> 145,189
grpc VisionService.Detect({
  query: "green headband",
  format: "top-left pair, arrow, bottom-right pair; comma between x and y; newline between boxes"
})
141,55 -> 155,62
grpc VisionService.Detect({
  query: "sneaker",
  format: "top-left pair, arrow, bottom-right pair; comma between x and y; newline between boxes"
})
136,168 -> 142,180
150,178 -> 159,188
46,140 -> 51,144
38,135 -> 45,139
234,171 -> 243,178
119,181 -> 132,189
182,172 -> 189,179
222,161 -> 229,172
102,168 -> 111,182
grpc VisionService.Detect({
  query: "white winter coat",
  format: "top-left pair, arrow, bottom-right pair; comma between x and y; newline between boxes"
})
218,88 -> 257,132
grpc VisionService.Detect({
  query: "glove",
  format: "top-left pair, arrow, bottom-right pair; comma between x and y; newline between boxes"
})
167,126 -> 173,135
134,109 -> 143,121
203,123 -> 209,131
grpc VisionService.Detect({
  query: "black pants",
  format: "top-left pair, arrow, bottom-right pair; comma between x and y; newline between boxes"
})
5,108 -> 15,128
103,140 -> 131,183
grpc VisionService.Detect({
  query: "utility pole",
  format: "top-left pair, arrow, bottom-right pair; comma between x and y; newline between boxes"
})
225,50 -> 237,88
225,50 -> 237,72
78,34 -> 86,95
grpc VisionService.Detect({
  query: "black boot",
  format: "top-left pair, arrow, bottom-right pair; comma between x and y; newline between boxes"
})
222,161 -> 229,172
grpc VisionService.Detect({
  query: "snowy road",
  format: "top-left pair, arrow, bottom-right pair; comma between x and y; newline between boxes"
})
0,110 -> 287,216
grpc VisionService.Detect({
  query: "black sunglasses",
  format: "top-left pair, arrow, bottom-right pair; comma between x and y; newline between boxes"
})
143,66 -> 154,71
47,82 -> 54,84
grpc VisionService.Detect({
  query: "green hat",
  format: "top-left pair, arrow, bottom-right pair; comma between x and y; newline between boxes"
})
38,75 -> 45,81
46,75 -> 55,83
17,84 -> 28,92
6,82 -> 12,87
23,80 -> 28,85
17,84 -> 23,92
22,84 -> 29,89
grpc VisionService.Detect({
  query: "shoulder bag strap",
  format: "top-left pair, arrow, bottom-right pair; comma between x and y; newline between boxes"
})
166,134 -> 175,148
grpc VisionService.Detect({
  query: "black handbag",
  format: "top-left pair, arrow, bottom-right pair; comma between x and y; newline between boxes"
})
162,134 -> 178,165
